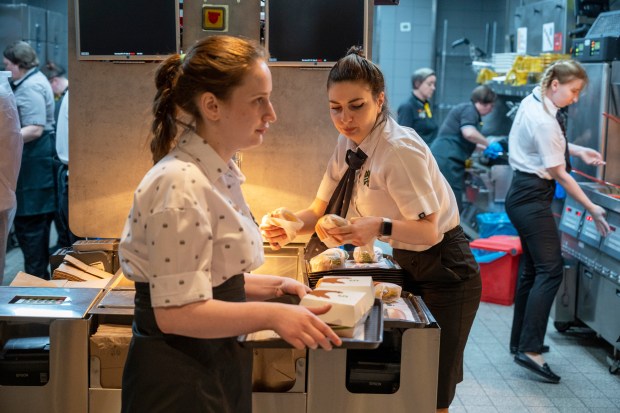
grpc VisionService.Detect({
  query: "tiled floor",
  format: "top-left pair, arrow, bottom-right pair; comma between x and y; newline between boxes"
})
452,301 -> 620,412
3,246 -> 619,412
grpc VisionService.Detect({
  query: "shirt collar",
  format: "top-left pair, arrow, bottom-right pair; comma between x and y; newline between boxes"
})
176,130 -> 246,184
532,86 -> 558,117
12,67 -> 37,87
347,116 -> 388,159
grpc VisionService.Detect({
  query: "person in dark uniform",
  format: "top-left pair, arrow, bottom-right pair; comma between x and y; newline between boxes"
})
45,62 -> 74,248
430,85 -> 496,212
262,47 -> 481,413
118,35 -> 341,413
506,60 -> 609,383
3,41 -> 57,279
397,68 -> 438,144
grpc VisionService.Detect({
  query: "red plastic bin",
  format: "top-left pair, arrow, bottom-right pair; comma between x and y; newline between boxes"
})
470,235 -> 522,306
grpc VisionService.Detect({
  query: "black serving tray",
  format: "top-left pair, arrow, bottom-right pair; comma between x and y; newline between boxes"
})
238,298 -> 383,350
383,293 -> 435,329
305,254 -> 406,288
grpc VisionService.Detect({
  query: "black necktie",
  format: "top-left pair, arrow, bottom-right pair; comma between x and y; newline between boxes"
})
325,148 -> 368,218
555,109 -> 572,173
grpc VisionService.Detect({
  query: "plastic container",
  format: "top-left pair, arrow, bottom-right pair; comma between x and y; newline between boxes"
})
470,235 -> 522,306
475,212 -> 518,238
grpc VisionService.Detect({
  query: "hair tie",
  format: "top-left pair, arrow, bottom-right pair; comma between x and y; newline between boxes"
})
180,53 -> 186,63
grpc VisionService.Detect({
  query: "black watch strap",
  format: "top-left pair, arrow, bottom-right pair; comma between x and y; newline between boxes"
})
380,218 -> 393,237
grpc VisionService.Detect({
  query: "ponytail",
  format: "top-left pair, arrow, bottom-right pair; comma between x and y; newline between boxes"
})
150,54 -> 183,163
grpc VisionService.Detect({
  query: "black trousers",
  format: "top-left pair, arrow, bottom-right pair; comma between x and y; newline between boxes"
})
505,171 -> 563,354
394,225 -> 481,408
14,212 -> 54,279
56,164 -> 80,247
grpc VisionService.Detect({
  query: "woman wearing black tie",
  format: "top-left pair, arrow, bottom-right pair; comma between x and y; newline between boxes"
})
262,47 -> 481,412
506,60 -> 609,383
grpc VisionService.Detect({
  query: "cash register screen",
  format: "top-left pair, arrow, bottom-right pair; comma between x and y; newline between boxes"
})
265,0 -> 367,66
75,0 -> 180,61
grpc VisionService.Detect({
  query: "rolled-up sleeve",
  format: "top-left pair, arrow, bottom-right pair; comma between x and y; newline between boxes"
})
385,145 -> 441,219
145,207 -> 215,307
16,86 -> 46,127
536,121 -> 566,169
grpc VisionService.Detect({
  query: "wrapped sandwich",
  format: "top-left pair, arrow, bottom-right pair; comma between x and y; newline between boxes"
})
315,214 -> 348,248
261,207 -> 303,249
373,281 -> 402,303
309,248 -> 348,272
353,245 -> 383,263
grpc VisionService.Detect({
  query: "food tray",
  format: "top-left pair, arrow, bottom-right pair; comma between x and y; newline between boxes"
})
239,298 -> 383,350
383,292 -> 434,329
306,254 -> 405,288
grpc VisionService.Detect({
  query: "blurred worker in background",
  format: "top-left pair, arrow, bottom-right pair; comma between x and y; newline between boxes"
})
3,41 -> 57,279
45,61 -> 69,123
397,68 -> 438,145
0,70 -> 23,285
506,59 -> 609,383
54,91 -> 80,246
430,85 -> 497,212
45,62 -> 76,248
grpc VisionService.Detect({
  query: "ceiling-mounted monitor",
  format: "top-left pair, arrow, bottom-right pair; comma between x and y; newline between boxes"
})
265,0 -> 369,67
75,0 -> 180,61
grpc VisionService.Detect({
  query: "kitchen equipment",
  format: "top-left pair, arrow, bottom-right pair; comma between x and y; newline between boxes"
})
0,287 -> 101,412
555,183 -> 620,373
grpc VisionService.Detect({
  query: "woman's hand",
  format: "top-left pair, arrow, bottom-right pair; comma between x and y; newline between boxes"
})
589,204 -> 610,237
276,277 -> 312,298
270,304 -> 342,350
327,216 -> 382,246
259,223 -> 287,250
575,146 -> 606,166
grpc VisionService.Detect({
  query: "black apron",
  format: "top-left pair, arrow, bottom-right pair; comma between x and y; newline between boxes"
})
12,69 -> 57,217
121,275 -> 252,413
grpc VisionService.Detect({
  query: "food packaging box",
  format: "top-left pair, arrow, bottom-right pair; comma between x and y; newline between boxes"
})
300,289 -> 371,328
330,317 -> 366,339
89,324 -> 132,388
315,276 -> 375,311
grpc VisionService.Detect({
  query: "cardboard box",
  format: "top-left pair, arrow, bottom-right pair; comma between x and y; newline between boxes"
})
89,325 -> 132,388
315,276 -> 375,311
300,289 -> 371,327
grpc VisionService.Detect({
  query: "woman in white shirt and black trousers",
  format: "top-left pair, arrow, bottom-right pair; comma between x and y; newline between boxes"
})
506,59 -> 609,383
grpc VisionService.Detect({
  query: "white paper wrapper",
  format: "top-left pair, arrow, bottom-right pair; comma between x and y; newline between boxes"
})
261,208 -> 304,248
353,243 -> 382,263
315,214 -> 348,248
309,248 -> 348,272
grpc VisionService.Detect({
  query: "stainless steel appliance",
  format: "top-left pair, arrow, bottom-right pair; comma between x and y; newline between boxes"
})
0,287 -> 102,412
556,184 -> 620,374
568,11 -> 620,183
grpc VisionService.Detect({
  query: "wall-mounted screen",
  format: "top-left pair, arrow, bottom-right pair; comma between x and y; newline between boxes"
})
265,0 -> 368,67
75,0 -> 179,61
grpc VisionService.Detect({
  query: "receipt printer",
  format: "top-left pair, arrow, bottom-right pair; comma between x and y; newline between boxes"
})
0,336 -> 50,386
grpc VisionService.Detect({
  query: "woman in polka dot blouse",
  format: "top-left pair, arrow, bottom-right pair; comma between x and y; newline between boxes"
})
118,35 -> 341,413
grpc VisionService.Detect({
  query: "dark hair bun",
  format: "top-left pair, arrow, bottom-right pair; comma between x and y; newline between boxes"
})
346,45 -> 364,57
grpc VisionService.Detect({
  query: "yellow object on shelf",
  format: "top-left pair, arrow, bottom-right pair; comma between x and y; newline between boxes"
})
476,68 -> 498,84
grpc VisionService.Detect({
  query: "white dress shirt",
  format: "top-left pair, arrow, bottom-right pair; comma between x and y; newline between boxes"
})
508,86 -> 566,180
119,130 -> 264,307
316,116 -> 459,252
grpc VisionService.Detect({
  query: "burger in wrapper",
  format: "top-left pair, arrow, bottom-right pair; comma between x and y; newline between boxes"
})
353,244 -> 383,263
309,248 -> 348,272
261,208 -> 303,249
373,281 -> 402,303
315,214 -> 348,248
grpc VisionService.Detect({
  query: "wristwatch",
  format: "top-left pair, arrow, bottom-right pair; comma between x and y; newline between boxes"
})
379,217 -> 393,237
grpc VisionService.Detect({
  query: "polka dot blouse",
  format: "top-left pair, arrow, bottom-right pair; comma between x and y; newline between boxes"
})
119,131 -> 264,307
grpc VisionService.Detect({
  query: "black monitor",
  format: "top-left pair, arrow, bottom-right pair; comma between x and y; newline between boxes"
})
75,0 -> 180,61
265,0 -> 369,67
